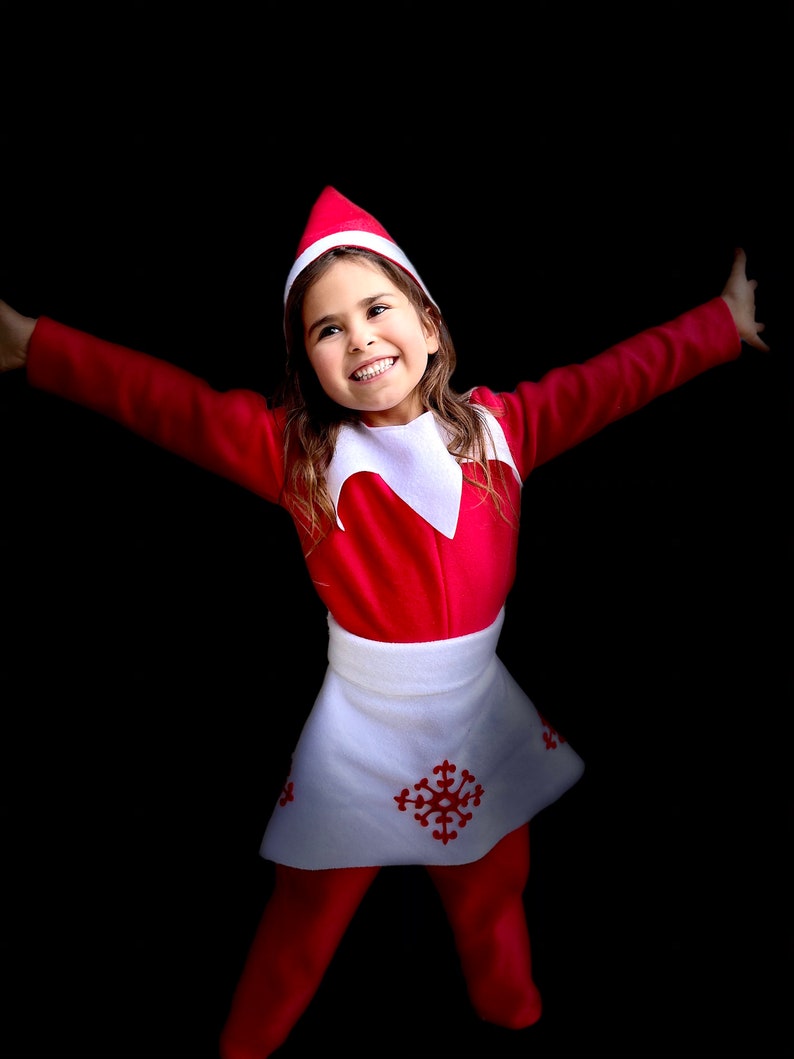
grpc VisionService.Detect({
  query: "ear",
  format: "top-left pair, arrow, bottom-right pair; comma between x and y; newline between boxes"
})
422,310 -> 440,355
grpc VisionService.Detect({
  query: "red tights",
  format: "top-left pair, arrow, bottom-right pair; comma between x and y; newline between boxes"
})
219,824 -> 539,1059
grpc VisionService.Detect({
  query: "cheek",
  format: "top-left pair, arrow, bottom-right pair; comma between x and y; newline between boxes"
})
314,358 -> 351,398
308,350 -> 336,382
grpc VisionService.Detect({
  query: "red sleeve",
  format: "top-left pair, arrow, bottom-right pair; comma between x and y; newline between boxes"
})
473,297 -> 742,479
26,316 -> 287,503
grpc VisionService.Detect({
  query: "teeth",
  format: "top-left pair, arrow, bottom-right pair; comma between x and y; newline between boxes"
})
353,358 -> 394,381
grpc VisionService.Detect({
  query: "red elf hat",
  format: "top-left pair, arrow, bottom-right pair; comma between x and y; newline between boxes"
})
284,186 -> 435,306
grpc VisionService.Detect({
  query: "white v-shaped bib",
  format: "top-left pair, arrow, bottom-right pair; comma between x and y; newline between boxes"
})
327,408 -> 521,539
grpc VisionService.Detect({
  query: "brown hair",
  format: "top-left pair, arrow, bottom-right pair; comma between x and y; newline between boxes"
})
275,247 -> 516,547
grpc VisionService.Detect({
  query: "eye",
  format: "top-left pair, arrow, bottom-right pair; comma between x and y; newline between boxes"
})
318,323 -> 342,339
368,304 -> 388,319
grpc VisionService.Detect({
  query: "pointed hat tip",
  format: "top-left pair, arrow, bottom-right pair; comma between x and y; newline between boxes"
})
284,187 -> 435,307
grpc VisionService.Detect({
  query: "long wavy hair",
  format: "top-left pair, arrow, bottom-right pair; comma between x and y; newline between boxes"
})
275,247 -> 516,546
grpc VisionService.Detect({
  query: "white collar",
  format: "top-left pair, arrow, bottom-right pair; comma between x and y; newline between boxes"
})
327,408 -> 520,539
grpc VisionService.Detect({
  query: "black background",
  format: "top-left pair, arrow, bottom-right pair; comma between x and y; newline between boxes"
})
1,6 -> 791,1057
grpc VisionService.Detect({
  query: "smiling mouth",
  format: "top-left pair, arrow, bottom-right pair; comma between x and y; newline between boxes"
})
351,357 -> 395,381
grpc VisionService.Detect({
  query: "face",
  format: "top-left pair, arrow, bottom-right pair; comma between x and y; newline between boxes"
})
302,256 -> 438,427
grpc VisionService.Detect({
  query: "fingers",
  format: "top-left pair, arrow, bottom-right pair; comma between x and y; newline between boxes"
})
728,248 -> 770,352
732,246 -> 748,273
748,329 -> 771,353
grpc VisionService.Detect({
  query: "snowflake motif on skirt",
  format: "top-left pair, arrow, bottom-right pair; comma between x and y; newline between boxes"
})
394,759 -> 484,844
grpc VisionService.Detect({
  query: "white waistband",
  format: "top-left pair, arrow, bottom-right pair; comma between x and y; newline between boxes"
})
326,609 -> 505,696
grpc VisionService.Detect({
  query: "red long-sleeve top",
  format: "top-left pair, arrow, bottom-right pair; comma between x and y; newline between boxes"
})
26,297 -> 741,643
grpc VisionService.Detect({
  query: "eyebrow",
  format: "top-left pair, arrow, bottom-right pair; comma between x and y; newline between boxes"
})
306,291 -> 395,339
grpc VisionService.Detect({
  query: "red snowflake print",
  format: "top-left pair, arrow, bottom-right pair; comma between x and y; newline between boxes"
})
394,759 -> 484,844
540,715 -> 568,750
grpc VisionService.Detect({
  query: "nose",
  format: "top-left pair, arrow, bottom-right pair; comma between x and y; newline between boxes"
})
348,323 -> 374,354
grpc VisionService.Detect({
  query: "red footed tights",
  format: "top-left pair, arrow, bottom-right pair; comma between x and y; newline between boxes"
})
428,823 -> 542,1029
219,824 -> 538,1058
219,862 -> 379,1059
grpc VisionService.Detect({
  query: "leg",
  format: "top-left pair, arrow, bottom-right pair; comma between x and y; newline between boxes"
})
219,862 -> 380,1059
426,823 -> 541,1029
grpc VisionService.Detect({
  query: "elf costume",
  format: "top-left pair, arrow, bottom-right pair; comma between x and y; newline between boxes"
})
23,188 -> 743,1057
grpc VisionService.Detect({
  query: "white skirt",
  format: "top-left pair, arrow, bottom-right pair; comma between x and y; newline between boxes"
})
260,608 -> 584,869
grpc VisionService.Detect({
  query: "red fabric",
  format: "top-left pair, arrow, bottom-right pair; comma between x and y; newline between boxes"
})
220,863 -> 380,1058
294,185 -> 395,257
219,826 -> 538,1055
428,824 -> 541,1028
27,297 -> 741,644
24,298 -> 743,1054
26,316 -> 288,504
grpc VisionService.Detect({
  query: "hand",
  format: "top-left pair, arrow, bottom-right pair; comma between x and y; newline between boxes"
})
0,300 -> 37,372
720,248 -> 769,352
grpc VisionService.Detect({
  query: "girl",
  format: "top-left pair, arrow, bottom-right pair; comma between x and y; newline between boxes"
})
0,187 -> 768,1059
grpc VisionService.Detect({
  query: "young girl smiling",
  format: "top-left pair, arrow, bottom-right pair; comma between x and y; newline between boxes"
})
0,186 -> 768,1058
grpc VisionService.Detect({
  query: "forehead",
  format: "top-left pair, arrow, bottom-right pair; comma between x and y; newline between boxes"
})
304,255 -> 397,312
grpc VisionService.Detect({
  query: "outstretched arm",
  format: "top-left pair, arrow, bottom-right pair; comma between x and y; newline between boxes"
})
721,248 -> 769,352
0,300 -> 36,371
1,309 -> 289,503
